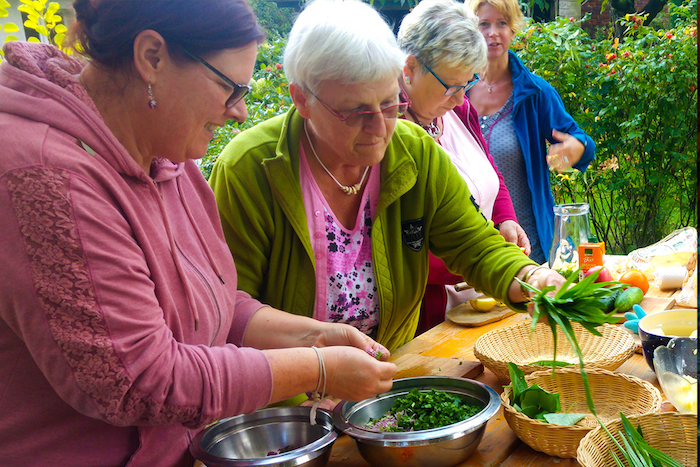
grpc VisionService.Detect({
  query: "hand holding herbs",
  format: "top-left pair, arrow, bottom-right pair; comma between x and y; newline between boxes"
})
364,388 -> 481,432
518,268 -> 625,414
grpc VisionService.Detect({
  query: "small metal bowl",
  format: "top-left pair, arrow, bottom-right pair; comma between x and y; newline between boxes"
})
190,406 -> 338,467
332,376 -> 500,467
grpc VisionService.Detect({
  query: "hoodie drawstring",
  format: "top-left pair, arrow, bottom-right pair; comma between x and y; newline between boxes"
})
151,179 -> 201,331
176,177 -> 226,285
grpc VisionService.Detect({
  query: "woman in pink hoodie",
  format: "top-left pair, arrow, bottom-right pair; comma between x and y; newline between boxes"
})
0,1 -> 395,465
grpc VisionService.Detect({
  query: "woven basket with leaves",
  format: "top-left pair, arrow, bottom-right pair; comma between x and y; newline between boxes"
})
577,412 -> 697,467
501,368 -> 662,458
474,320 -> 636,383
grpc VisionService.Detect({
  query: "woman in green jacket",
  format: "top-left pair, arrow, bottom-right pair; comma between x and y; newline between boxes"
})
210,0 -> 566,352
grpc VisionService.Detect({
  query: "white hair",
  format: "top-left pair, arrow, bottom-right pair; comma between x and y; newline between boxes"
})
398,0 -> 487,72
283,0 -> 405,93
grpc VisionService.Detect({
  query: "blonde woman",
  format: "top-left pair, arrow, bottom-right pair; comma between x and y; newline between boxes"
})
467,0 -> 596,264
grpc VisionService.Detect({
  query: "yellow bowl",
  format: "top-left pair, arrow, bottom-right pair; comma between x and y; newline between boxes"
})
638,308 -> 697,370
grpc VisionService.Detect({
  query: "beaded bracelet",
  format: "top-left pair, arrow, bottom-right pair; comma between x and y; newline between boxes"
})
519,265 -> 548,301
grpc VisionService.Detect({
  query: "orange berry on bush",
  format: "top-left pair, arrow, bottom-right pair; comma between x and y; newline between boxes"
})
619,270 -> 650,295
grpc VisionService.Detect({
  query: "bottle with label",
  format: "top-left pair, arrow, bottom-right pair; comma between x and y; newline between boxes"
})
578,236 -> 605,272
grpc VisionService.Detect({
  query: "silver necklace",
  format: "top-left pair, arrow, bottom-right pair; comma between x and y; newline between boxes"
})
482,76 -> 508,93
304,122 -> 369,196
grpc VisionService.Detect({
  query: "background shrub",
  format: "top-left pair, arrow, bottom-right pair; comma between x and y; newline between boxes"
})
515,2 -> 697,254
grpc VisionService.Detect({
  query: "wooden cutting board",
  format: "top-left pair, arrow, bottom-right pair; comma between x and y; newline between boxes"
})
445,301 -> 516,327
390,353 -> 483,379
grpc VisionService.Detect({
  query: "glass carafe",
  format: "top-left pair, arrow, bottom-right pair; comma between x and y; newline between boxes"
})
548,203 -> 591,270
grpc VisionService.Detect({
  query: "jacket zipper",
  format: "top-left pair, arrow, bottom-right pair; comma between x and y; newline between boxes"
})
174,241 -> 222,345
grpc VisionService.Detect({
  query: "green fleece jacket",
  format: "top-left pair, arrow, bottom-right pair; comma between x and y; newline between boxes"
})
210,106 -> 536,351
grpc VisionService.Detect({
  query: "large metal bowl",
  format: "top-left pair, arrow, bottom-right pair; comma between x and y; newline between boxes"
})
332,376 -> 500,467
189,406 -> 338,467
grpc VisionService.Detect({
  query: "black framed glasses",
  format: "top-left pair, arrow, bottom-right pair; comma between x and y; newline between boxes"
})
308,91 -> 410,127
178,46 -> 252,108
423,63 -> 480,96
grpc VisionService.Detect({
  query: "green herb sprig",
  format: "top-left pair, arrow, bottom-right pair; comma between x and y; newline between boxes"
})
600,413 -> 683,467
517,269 -> 625,415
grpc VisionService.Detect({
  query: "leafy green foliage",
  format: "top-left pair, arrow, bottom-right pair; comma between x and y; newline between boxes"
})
199,37 -> 291,179
518,269 -> 625,414
529,359 -> 574,367
249,0 -> 295,38
365,388 -> 481,432
514,3 -> 697,254
601,413 -> 683,467
508,363 -> 586,425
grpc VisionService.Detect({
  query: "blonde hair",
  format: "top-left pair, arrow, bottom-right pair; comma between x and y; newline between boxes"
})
466,0 -> 525,34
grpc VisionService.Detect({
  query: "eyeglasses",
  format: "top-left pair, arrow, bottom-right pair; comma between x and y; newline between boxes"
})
178,46 -> 252,108
423,63 -> 480,96
308,90 -> 410,127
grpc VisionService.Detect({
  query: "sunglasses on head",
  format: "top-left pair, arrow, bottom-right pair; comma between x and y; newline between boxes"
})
178,46 -> 252,108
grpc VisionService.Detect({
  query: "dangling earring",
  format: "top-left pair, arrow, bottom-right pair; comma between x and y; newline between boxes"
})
147,82 -> 157,109
404,75 -> 411,85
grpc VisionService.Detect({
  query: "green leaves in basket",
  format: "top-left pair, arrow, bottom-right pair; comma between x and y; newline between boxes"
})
542,413 -> 586,425
529,359 -> 573,367
508,362 -> 586,425
600,413 -> 682,467
508,363 -> 560,422
517,268 -> 626,416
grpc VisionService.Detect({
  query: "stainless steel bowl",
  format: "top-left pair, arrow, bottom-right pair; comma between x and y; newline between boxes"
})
190,406 -> 338,467
332,376 -> 500,467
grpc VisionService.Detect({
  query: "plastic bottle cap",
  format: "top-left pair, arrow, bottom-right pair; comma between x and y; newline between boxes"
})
588,236 -> 599,242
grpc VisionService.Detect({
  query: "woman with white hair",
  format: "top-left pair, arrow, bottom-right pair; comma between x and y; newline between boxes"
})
397,0 -> 530,333
210,0 -> 567,353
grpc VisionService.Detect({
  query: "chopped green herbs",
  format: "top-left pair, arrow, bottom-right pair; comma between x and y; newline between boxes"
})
507,363 -> 586,425
601,413 -> 682,467
518,268 -> 625,415
364,388 -> 481,432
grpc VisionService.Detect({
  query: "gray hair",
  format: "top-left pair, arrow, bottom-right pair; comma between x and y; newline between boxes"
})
283,0 -> 405,93
397,0 -> 487,72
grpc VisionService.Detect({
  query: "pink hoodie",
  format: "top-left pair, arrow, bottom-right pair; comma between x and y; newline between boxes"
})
0,42 -> 273,466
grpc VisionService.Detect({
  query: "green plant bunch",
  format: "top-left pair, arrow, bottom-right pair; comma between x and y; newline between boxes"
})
0,0 -> 69,62
514,2 -> 697,255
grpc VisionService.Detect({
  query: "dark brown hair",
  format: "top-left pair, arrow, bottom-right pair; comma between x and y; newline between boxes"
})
69,0 -> 265,69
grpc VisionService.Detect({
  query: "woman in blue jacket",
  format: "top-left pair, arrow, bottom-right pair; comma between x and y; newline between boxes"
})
467,0 -> 595,264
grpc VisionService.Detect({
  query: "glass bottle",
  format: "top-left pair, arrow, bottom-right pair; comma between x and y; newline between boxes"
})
548,203 -> 592,270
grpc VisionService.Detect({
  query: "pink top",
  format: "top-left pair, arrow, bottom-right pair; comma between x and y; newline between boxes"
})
0,42 -> 272,467
440,109 -> 499,220
299,144 -> 381,335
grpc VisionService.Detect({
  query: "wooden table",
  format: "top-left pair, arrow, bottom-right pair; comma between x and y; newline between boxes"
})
325,284 -> 684,467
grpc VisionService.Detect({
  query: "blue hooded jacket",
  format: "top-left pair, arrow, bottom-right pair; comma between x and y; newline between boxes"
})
508,50 -> 595,260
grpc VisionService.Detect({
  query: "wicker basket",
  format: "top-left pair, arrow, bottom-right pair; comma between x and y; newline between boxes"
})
577,412 -> 697,467
474,320 -> 636,383
501,368 -> 662,458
